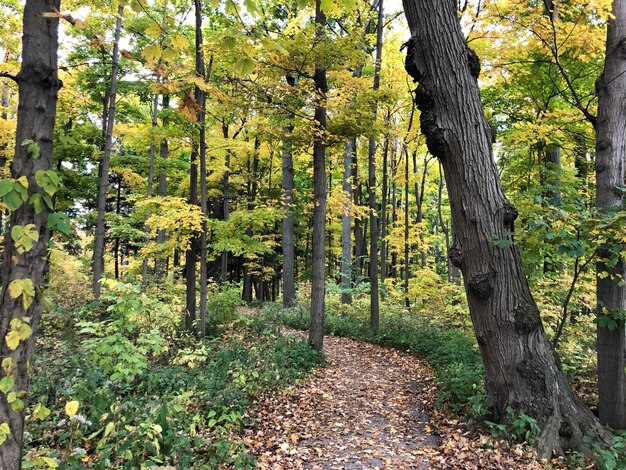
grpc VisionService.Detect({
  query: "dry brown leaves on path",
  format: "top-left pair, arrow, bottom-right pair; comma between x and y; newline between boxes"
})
243,330 -> 439,469
242,330 -> 572,469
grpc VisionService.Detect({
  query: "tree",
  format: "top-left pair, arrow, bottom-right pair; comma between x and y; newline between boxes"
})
401,0 -> 611,456
0,0 -> 61,466
595,0 -> 626,430
92,4 -> 124,299
309,0 -> 328,351
367,0 -> 383,330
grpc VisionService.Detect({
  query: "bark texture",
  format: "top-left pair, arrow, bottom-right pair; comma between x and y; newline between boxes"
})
92,5 -> 124,299
282,75 -> 297,308
0,0 -> 61,466
595,0 -> 626,430
309,0 -> 328,351
402,0 -> 611,456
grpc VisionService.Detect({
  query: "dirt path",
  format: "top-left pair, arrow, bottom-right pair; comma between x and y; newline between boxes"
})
243,331 -> 440,469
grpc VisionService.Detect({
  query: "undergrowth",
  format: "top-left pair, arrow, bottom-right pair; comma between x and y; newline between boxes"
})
25,280 -> 318,469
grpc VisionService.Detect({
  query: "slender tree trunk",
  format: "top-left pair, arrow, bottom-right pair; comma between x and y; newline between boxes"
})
403,146 -> 410,308
341,138 -> 355,304
141,93 -> 159,287
309,0 -> 328,351
195,0 -> 208,337
390,139 -> 398,280
0,1 -> 61,466
220,123 -> 230,284
368,0 -> 384,330
155,94 -> 169,278
402,0 -> 611,454
282,75 -> 297,307
92,5 -> 124,298
595,0 -> 626,430
380,131 -> 389,286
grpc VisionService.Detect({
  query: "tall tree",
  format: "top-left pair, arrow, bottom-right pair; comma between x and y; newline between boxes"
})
401,0 -> 611,455
0,0 -> 61,466
282,75 -> 297,307
595,0 -> 626,430
196,0 -> 208,337
368,0 -> 383,330
92,4 -> 124,299
309,0 -> 328,351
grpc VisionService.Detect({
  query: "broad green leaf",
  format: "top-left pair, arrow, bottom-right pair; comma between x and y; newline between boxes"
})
0,376 -> 13,393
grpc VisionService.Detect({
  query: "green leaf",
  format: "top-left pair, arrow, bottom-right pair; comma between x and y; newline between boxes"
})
47,213 -> 71,235
21,139 -> 40,158
0,376 -> 14,393
235,57 -> 255,76
35,170 -> 60,197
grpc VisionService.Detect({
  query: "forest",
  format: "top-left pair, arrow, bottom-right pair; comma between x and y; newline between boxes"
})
1,0 -> 626,468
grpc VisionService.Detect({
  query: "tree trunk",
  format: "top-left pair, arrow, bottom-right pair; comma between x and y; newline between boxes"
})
141,93 -> 159,288
92,5 -> 124,298
220,123 -> 230,284
595,0 -> 626,430
368,0 -> 384,330
195,0 -> 208,337
282,75 -> 297,307
340,138 -> 355,305
309,0 -> 328,351
0,1 -> 61,466
380,130 -> 389,286
155,94 -> 169,279
402,0 -> 611,455
403,146 -> 410,308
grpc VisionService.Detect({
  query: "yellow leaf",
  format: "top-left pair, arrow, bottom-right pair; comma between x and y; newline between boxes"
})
17,176 -> 28,188
65,400 -> 79,417
5,331 -> 19,350
170,35 -> 189,50
2,358 -> 15,375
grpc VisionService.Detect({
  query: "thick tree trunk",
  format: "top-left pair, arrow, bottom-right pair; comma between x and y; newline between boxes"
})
0,1 -> 61,466
340,138 -> 355,305
92,5 -> 124,298
595,0 -> 626,430
282,75 -> 297,307
309,0 -> 328,351
402,0 -> 611,455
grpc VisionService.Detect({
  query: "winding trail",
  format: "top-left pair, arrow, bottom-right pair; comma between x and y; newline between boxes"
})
243,331 -> 440,469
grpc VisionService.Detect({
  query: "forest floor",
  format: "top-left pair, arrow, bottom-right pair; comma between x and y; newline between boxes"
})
243,330 -> 439,468
241,326 -> 562,469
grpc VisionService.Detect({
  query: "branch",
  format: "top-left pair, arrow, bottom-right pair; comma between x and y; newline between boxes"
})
0,72 -> 17,83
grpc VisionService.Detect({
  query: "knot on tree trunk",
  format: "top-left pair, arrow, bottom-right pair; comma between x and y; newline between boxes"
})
502,200 -> 518,232
468,271 -> 495,300
466,46 -> 481,79
513,300 -> 541,335
402,36 -> 421,83
449,243 -> 463,268
490,123 -> 498,143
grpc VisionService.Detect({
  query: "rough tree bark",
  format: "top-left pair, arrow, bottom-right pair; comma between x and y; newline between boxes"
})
595,0 -> 626,430
0,0 -> 61,466
309,0 -> 328,351
282,75 -> 297,307
195,0 -> 208,337
92,4 -> 124,299
368,0 -> 384,330
402,0 -> 611,455
340,138 -> 355,305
